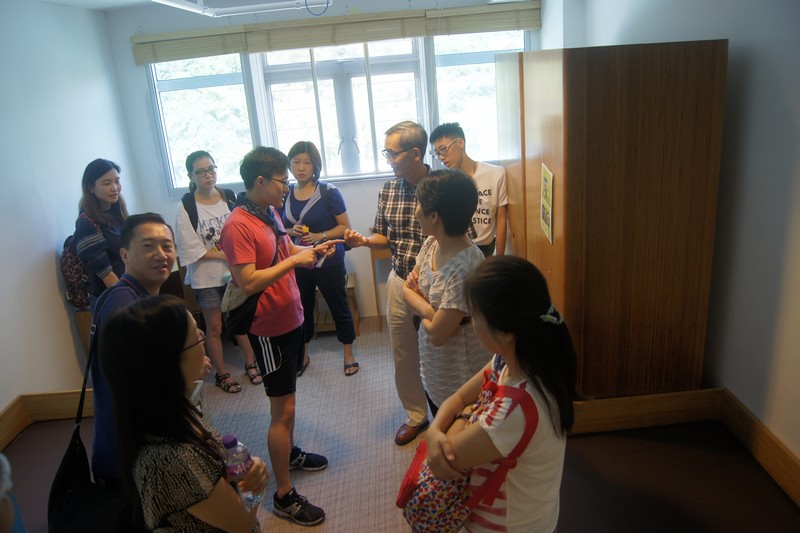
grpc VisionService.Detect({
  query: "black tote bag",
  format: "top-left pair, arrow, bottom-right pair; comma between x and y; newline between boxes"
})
48,289 -> 139,532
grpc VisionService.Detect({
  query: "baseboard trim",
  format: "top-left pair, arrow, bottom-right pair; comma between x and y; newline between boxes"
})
571,388 -> 724,434
571,387 -> 800,507
2,387 -> 797,506
0,390 -> 93,450
716,388 -> 800,508
0,397 -> 31,451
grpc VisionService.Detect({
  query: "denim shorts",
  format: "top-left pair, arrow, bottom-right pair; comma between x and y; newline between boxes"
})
192,285 -> 226,310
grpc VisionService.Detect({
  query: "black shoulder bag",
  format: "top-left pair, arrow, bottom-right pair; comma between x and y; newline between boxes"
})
48,289 -> 138,532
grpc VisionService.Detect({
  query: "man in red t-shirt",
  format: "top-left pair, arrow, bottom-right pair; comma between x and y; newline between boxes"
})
220,146 -> 338,527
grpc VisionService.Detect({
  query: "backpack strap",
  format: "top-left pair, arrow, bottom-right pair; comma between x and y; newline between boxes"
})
318,181 -> 329,209
181,192 -> 199,231
220,187 -> 237,210
183,188 -> 238,231
465,383 -> 539,509
78,212 -> 103,235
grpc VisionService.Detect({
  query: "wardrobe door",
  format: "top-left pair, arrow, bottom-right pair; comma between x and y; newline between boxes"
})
512,40 -> 727,398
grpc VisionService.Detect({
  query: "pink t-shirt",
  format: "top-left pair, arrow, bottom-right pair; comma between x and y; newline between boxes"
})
219,207 -> 303,337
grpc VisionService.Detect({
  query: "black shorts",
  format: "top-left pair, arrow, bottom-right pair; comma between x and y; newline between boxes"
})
247,326 -> 302,397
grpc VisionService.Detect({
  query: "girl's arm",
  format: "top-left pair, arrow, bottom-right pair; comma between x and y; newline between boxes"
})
426,361 -> 496,478
187,476 -> 256,533
200,249 -> 227,261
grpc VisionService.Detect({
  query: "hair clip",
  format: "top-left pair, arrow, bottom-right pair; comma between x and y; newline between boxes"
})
539,304 -> 564,325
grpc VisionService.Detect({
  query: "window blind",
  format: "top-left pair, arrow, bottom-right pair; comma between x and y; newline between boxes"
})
131,2 -> 541,65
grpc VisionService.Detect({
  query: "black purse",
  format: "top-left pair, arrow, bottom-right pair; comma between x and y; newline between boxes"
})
224,290 -> 263,335
48,291 -> 138,532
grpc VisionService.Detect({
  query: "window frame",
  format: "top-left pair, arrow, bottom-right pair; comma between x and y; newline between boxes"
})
150,31 -> 531,197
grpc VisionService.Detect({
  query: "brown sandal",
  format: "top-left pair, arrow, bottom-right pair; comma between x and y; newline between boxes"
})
245,363 -> 263,385
215,372 -> 242,393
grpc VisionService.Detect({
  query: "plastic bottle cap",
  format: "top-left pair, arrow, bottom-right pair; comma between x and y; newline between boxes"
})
222,434 -> 239,449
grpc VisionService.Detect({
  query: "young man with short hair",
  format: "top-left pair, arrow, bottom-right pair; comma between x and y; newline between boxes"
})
430,122 -> 508,257
220,146 -> 337,526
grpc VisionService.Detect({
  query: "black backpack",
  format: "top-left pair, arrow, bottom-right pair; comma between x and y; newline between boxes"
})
61,214 -> 101,310
181,187 -> 237,230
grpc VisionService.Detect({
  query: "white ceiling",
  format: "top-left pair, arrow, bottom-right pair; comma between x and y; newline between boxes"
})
42,0 -> 149,9
41,0 -> 326,10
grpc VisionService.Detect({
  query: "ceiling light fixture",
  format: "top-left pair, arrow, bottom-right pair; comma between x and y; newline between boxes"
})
151,0 -> 332,17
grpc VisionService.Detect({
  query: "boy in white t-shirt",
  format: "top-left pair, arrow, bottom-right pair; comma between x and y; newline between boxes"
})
430,122 -> 508,257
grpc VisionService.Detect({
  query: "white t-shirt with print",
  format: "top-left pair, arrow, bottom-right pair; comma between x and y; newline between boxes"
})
472,161 -> 508,246
466,355 -> 566,533
175,198 -> 233,289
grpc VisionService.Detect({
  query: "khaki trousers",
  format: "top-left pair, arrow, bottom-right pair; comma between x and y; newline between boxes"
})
386,270 -> 428,426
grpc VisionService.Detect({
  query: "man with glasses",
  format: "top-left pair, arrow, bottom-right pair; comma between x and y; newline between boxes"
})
430,122 -> 508,257
345,121 -> 431,446
220,146 -> 337,526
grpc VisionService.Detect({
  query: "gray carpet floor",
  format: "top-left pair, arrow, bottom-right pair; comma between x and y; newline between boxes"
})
204,316 -> 415,532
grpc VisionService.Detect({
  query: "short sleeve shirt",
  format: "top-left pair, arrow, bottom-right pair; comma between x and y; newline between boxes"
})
175,198 -> 233,289
134,412 -> 260,532
373,172 -> 428,279
471,161 -> 508,246
415,236 -> 489,406
281,182 -> 346,268
219,206 -> 303,337
467,355 -> 566,533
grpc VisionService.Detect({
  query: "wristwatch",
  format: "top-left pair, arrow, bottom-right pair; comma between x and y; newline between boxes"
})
321,232 -> 328,241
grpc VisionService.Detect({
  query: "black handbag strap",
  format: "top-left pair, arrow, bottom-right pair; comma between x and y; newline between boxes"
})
73,278 -> 135,427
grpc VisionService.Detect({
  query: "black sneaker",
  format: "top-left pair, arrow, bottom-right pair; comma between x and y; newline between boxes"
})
289,446 -> 328,471
273,488 -> 325,526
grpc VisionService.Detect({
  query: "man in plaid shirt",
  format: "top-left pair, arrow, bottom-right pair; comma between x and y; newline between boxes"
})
345,121 -> 431,446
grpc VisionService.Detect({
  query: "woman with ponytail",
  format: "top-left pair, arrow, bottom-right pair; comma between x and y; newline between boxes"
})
424,256 -> 578,532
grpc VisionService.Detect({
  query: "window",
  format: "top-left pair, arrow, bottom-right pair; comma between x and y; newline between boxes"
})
152,55 -> 253,189
151,31 -> 526,192
434,31 -> 525,162
261,40 -> 423,177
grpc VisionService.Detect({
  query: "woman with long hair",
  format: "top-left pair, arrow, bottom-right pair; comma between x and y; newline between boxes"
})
281,141 -> 359,376
100,295 -> 268,532
424,256 -> 578,532
75,158 -> 129,309
175,150 -> 261,393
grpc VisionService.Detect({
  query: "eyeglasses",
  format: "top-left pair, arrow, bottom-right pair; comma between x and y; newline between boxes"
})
181,330 -> 206,353
430,138 -> 461,159
271,177 -> 290,189
381,147 -> 414,161
193,165 -> 217,178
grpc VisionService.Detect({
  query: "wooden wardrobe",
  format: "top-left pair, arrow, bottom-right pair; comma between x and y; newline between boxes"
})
496,40 -> 728,398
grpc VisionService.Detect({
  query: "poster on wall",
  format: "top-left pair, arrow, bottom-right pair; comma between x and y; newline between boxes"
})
541,162 -> 554,243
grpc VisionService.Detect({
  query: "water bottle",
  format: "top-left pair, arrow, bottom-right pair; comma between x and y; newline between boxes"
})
222,434 -> 263,509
